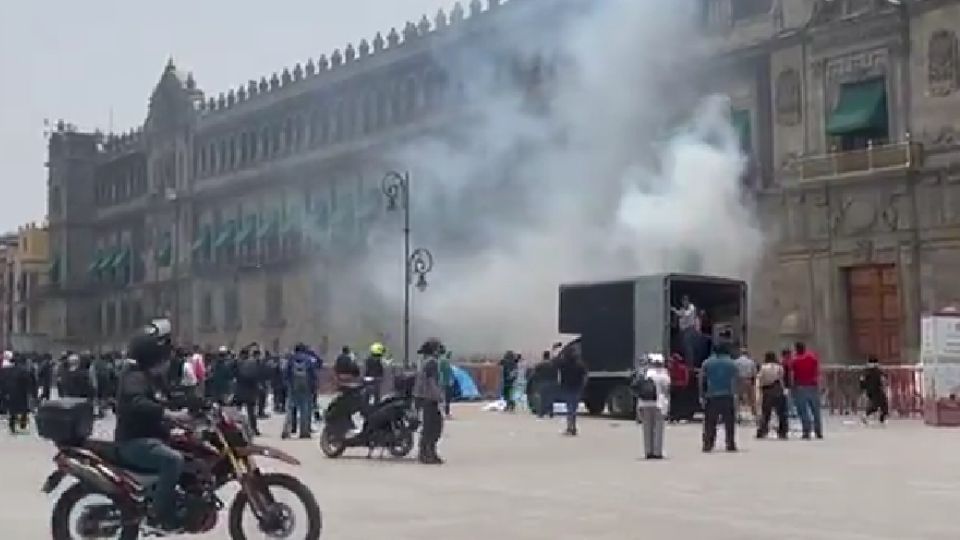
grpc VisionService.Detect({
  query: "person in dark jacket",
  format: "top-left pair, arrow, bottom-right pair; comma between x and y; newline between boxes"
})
533,351 -> 559,418
37,354 -> 53,402
860,356 -> 889,424
115,319 -> 190,532
61,354 -> 93,400
334,346 -> 360,383
500,351 -> 520,412
414,338 -> 445,464
556,345 -> 587,436
2,353 -> 36,433
282,344 -> 319,439
234,347 -> 262,436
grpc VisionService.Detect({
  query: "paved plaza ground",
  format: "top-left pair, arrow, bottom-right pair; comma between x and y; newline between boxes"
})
0,403 -> 956,539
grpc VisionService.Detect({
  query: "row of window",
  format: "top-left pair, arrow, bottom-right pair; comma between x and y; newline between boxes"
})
95,157 -> 148,206
193,74 -> 444,180
97,297 -> 144,337
198,281 -> 282,332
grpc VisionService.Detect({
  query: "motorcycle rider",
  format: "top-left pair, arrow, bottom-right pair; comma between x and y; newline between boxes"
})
364,342 -> 386,404
114,319 -> 190,532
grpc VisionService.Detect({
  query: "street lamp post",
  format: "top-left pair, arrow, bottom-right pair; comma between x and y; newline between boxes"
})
382,171 -> 434,368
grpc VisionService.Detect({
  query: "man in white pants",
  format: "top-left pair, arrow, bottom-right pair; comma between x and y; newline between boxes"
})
635,354 -> 672,460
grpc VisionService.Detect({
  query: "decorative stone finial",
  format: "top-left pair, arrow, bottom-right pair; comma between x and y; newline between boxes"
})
318,54 -> 329,71
387,27 -> 400,47
248,79 -> 259,97
373,32 -> 385,52
226,89 -> 236,106
258,77 -> 269,93
331,49 -> 343,67
207,97 -> 217,111
281,68 -> 292,85
418,15 -> 431,35
217,93 -> 226,109
451,2 -> 465,23
403,21 -> 418,41
269,72 -> 280,90
185,72 -> 196,90
237,85 -> 247,102
435,9 -> 448,29
359,39 -> 370,58
306,58 -> 316,76
469,0 -> 482,17
345,43 -> 356,62
293,63 -> 304,81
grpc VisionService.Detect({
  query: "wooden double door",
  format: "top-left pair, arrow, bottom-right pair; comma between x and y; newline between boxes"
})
847,265 -> 902,364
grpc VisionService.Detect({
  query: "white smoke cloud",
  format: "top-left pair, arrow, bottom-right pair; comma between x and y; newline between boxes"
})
337,0 -> 765,357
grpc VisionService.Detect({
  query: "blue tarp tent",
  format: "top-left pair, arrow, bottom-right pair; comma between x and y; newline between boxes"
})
451,365 -> 481,401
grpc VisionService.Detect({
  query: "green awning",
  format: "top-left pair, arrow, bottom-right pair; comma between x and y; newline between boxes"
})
95,250 -> 117,272
235,217 -> 256,244
155,237 -> 172,267
109,247 -> 130,270
281,210 -> 302,235
257,213 -> 279,239
191,228 -> 211,253
213,220 -> 237,249
826,79 -> 887,136
731,109 -> 752,151
88,252 -> 104,274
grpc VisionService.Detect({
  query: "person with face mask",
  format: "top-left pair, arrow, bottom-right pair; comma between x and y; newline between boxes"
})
114,319 -> 191,533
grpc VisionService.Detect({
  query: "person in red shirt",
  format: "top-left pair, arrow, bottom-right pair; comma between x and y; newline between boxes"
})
667,353 -> 692,422
790,342 -> 823,439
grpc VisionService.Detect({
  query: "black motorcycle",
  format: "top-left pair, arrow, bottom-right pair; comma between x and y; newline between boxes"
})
319,376 -> 419,459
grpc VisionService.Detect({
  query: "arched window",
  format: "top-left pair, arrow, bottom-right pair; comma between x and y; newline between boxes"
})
218,140 -> 228,173
271,124 -> 282,156
283,118 -> 294,153
239,133 -> 248,164
378,91 -> 391,128
294,116 -> 305,150
228,136 -> 237,169
259,128 -> 270,159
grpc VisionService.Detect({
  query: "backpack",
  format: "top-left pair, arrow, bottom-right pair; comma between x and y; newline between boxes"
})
290,357 -> 311,394
632,373 -> 658,402
239,357 -> 259,380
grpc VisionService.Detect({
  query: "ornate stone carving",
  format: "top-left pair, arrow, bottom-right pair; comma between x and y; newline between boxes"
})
855,239 -> 875,263
825,49 -> 887,84
775,69 -> 802,126
880,192 -> 905,232
928,30 -> 959,97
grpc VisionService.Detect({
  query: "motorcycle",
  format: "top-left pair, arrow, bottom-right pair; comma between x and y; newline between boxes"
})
319,375 -> 419,459
41,401 -> 322,539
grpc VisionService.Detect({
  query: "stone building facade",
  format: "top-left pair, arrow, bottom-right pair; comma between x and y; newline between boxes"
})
0,224 -> 51,351
42,0 -> 960,363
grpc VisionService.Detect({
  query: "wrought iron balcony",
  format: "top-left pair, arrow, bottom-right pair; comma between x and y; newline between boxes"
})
797,141 -> 923,182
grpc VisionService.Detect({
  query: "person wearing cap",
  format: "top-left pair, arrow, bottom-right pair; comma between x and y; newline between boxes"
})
635,354 -> 671,459
364,342 -> 386,404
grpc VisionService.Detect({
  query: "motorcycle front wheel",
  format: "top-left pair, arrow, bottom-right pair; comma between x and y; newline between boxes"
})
318,426 -> 346,458
51,483 -> 139,540
228,473 -> 322,540
388,424 -> 415,458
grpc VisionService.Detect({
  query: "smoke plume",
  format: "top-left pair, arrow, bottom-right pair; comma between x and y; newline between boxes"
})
334,0 -> 765,357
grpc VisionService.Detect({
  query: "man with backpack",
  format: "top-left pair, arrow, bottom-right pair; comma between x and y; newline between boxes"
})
633,354 -> 671,460
234,347 -> 263,436
283,344 -> 318,439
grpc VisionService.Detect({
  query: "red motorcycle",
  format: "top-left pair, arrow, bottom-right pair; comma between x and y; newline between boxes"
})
38,398 -> 322,539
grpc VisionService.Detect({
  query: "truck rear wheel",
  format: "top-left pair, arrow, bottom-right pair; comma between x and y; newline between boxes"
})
606,385 -> 636,419
584,394 -> 606,416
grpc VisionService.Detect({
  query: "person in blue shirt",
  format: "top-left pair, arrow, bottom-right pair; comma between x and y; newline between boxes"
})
699,342 -> 739,452
282,343 -> 319,439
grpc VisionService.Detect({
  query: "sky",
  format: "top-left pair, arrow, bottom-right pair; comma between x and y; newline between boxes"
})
0,0 -> 453,232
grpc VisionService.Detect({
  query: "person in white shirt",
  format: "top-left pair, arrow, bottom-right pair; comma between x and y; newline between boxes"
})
635,354 -> 671,460
734,347 -> 758,422
672,296 -> 700,365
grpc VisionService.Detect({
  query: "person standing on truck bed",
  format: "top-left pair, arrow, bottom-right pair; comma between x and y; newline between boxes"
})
672,295 -> 700,367
699,342 -> 739,453
556,347 -> 587,436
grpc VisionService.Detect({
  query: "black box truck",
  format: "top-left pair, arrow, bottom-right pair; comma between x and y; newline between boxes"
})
556,273 -> 747,418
